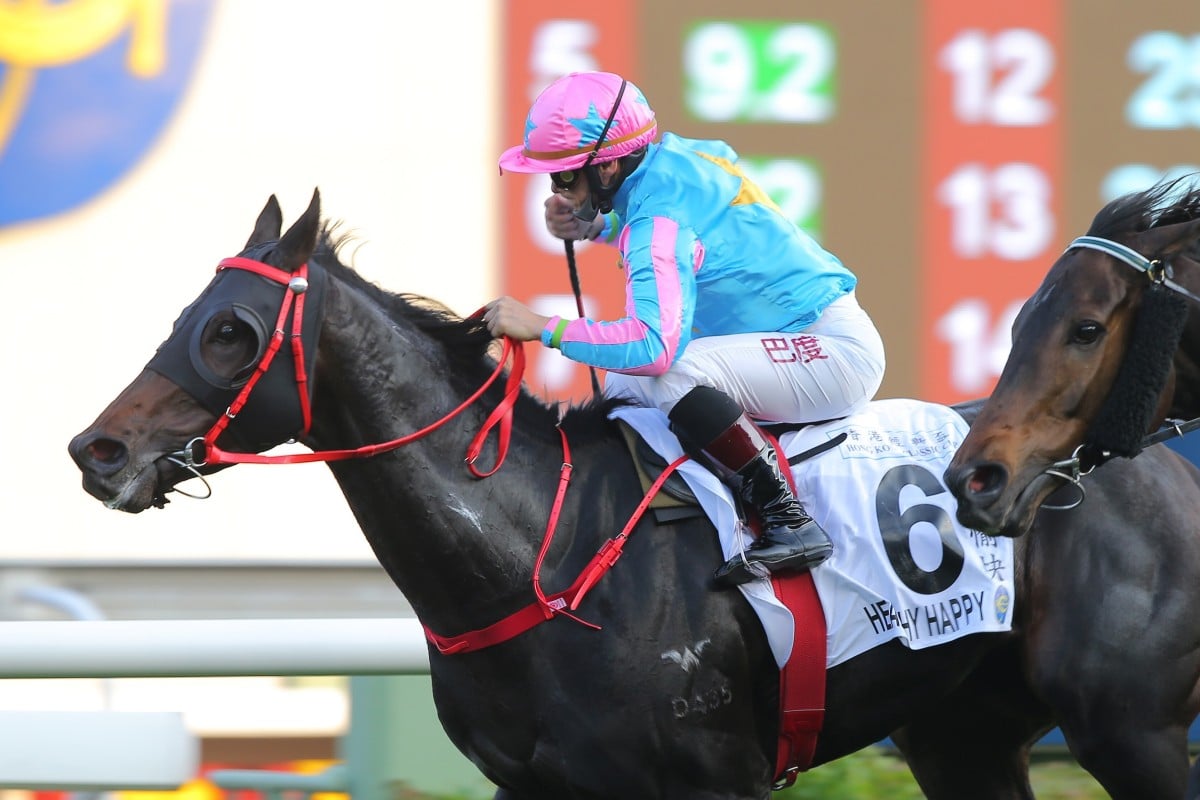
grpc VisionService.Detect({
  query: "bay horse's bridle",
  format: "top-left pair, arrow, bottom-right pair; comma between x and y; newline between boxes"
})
1071,235 -> 1200,304
1041,235 -> 1200,509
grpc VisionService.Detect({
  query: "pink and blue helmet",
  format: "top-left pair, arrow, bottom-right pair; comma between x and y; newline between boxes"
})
499,71 -> 657,175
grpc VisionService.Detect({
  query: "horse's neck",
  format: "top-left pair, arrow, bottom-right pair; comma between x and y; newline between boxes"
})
301,281 -> 580,630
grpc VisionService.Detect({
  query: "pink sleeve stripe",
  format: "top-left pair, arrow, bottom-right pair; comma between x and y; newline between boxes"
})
648,217 -> 685,365
553,216 -> 689,376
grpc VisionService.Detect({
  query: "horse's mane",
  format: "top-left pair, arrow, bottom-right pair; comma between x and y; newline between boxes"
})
312,226 -> 624,444
1088,174 -> 1200,259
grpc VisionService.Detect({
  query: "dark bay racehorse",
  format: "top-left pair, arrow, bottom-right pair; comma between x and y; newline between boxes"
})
947,176 -> 1200,538
70,191 -> 1200,799
945,176 -> 1200,799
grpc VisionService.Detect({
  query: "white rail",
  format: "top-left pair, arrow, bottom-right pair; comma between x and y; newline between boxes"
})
0,618 -> 430,678
0,711 -> 195,791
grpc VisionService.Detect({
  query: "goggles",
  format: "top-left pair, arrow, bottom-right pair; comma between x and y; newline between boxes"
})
550,170 -> 582,191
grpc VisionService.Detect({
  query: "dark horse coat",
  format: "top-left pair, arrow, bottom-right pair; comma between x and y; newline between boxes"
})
71,190 -> 1200,799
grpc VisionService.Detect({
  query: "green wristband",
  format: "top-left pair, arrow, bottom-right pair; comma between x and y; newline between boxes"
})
600,211 -> 620,243
548,319 -> 570,349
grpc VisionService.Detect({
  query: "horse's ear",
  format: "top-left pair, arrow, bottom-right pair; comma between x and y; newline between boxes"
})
275,188 -> 321,273
246,195 -> 283,248
1135,216 -> 1200,262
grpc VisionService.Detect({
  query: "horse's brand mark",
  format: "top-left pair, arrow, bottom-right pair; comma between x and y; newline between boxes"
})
671,683 -> 733,719
661,638 -> 711,672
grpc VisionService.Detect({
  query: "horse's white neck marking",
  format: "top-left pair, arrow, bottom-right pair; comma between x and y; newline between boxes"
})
661,638 -> 712,672
446,495 -> 483,534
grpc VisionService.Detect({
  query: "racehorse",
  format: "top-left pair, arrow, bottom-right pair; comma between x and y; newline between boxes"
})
944,175 -> 1200,798
69,191 -> 1200,799
946,175 -> 1200,536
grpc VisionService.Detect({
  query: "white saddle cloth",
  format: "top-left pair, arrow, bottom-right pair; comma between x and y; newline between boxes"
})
611,398 -> 1015,669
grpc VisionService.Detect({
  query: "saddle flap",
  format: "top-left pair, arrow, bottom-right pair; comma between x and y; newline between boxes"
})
616,419 -> 700,508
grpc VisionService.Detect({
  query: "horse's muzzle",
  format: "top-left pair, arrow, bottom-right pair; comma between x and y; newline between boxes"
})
943,461 -> 1010,533
68,431 -> 182,512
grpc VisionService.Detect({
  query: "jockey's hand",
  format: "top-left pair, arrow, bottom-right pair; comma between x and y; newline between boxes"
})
483,296 -> 552,342
545,194 -> 604,241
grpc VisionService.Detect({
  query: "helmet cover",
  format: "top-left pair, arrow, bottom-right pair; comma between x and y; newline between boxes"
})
498,71 -> 657,174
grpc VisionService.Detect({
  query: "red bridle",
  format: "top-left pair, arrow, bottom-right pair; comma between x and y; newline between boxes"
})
170,255 -> 685,652
184,256 -> 522,478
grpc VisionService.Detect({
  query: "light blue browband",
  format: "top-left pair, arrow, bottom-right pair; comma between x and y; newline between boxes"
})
1069,235 -> 1155,272
1067,235 -> 1200,304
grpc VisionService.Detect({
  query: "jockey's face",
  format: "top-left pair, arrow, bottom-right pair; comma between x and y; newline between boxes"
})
549,161 -> 619,214
550,168 -> 590,211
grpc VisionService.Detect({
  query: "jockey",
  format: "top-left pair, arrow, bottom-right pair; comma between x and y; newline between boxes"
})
486,71 -> 886,586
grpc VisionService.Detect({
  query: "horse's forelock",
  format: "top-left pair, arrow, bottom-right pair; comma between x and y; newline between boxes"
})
1088,174 -> 1200,240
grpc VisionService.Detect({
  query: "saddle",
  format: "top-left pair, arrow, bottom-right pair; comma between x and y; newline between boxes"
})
616,419 -> 848,525
616,419 -> 705,523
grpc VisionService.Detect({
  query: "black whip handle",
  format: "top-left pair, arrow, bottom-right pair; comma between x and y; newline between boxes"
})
564,239 -> 602,398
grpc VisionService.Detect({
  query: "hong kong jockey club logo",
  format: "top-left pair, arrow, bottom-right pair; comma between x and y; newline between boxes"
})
0,0 -> 215,227
993,584 -> 1011,624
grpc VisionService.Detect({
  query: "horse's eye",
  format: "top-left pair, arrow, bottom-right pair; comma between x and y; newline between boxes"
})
206,316 -> 254,347
214,321 -> 240,344
1070,320 -> 1103,345
197,312 -> 264,384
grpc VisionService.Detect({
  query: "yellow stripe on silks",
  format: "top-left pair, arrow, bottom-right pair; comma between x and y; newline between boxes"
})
695,150 -> 784,214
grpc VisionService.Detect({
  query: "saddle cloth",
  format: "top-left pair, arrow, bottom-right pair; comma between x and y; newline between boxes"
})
610,398 -> 1015,669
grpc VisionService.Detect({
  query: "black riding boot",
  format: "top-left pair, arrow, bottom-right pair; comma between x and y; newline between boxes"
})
669,387 -> 833,587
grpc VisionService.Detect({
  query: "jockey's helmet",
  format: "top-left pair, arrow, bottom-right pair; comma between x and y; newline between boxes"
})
498,71 -> 657,175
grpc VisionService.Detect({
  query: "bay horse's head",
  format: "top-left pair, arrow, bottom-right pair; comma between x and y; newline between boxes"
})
68,190 -> 325,512
946,176 -> 1200,537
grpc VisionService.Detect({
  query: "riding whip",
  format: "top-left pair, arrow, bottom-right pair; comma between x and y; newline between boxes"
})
564,238 -> 603,398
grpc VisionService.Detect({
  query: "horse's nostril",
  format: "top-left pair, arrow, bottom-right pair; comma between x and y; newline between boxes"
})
69,433 -> 128,475
88,438 -> 123,464
965,463 -> 1008,500
946,462 -> 1008,503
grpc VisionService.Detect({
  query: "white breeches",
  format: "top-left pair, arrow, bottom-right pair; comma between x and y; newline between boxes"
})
604,292 -> 886,424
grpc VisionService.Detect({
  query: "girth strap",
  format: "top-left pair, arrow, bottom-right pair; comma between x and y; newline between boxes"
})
765,433 -> 827,787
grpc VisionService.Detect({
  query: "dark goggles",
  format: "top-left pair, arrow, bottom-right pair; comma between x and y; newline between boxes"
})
550,169 -> 581,190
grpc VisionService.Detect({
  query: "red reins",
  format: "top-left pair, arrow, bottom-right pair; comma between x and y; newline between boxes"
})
185,255 -> 684,652
425,439 -> 689,655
